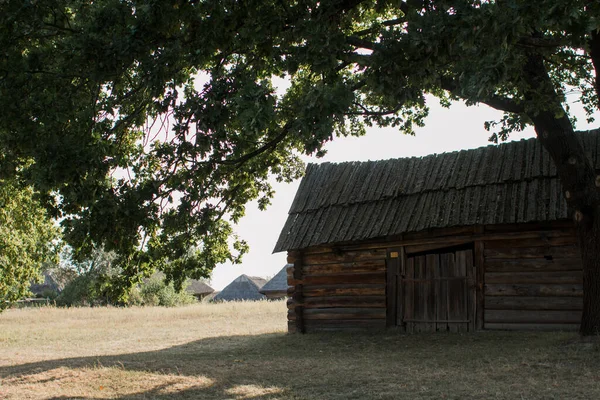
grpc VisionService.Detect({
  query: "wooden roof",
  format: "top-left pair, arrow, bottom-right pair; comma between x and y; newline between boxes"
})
259,264 -> 291,294
274,131 -> 600,252
213,274 -> 267,301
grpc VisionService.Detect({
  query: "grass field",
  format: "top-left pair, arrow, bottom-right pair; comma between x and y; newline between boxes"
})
1,301 -> 600,399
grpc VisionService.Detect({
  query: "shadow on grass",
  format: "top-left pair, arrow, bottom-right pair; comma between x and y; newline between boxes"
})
3,333 -> 302,400
1,331 -> 596,400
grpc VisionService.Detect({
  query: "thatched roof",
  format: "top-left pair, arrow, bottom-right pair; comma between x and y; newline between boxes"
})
213,274 -> 267,301
275,131 -> 600,252
259,264 -> 291,295
185,279 -> 214,296
29,270 -> 70,296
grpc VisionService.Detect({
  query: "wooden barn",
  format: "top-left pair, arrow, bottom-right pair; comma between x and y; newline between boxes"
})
274,132 -> 599,333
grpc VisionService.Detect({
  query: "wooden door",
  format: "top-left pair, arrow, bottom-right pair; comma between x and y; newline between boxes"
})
397,247 -> 475,332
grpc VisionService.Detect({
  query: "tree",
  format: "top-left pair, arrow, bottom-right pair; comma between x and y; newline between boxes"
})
1,0 -> 599,333
0,179 -> 60,309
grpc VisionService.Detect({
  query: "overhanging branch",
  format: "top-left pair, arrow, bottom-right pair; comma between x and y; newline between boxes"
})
440,77 -> 525,114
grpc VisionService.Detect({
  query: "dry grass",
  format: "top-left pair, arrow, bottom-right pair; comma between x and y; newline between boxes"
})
1,302 -> 600,399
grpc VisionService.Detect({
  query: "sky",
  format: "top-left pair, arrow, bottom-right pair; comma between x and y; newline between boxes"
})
209,94 -> 598,290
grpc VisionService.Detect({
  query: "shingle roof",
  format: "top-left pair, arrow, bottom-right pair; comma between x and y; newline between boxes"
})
213,274 -> 267,301
259,265 -> 291,295
274,131 -> 600,252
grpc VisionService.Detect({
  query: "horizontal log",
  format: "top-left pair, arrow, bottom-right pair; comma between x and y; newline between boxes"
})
485,283 -> 582,297
485,271 -> 583,284
483,236 -> 576,249
404,240 -> 474,255
303,284 -> 385,297
485,309 -> 581,324
294,272 -> 385,286
288,296 -> 386,309
484,323 -> 578,331
301,261 -> 386,275
303,308 -> 386,320
482,221 -> 573,233
484,296 -> 583,311
302,249 -> 387,265
485,258 -> 582,272
337,227 -> 575,253
484,245 -> 579,259
304,319 -> 387,332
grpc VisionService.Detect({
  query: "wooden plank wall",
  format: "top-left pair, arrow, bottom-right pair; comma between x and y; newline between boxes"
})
286,222 -> 583,333
482,228 -> 583,331
286,247 -> 387,332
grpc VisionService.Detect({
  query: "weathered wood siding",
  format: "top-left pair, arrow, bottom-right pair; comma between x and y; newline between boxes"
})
286,247 -> 387,332
483,229 -> 583,331
286,222 -> 583,333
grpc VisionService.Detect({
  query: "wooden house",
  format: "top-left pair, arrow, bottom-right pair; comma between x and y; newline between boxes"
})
213,274 -> 267,302
259,265 -> 292,299
274,132 -> 599,333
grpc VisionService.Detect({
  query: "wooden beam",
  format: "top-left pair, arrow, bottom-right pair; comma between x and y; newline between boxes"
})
386,248 -> 401,328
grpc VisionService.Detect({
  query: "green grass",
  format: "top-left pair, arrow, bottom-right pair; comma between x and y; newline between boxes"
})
1,302 -> 600,399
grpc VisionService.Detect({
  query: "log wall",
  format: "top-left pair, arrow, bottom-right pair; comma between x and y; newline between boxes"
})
482,229 -> 583,331
286,222 -> 583,333
286,247 -> 387,332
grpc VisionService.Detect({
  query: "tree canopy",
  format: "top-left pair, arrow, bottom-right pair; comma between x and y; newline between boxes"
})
2,0 -> 599,318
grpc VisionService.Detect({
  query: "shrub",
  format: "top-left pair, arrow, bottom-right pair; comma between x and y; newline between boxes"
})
131,277 -> 196,307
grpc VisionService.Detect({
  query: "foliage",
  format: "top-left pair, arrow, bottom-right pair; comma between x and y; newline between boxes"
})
1,0 -> 598,302
0,179 -> 60,310
129,277 -> 196,307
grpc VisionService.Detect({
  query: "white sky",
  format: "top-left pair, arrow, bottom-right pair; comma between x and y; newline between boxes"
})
209,95 -> 597,290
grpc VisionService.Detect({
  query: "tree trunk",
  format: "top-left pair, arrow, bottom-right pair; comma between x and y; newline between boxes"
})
577,208 -> 600,335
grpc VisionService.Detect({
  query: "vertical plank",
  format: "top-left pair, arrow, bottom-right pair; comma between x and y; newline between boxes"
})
412,256 -> 421,333
425,253 -> 437,332
456,250 -> 468,333
386,249 -> 400,328
433,253 -> 441,332
447,252 -> 459,333
405,256 -> 415,333
464,249 -> 476,332
474,228 -> 485,330
398,247 -> 405,328
438,253 -> 449,332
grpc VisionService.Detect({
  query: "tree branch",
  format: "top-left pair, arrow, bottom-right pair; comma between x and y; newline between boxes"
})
440,77 -> 525,114
355,18 -> 405,36
213,122 -> 292,166
345,36 -> 383,51
346,102 -> 401,116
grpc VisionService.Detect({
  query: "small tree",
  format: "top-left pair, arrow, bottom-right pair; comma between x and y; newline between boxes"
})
0,180 -> 60,310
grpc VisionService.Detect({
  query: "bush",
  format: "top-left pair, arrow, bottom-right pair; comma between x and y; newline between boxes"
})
129,277 -> 196,307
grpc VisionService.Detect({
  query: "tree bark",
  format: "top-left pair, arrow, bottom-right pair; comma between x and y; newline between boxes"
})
522,54 -> 600,335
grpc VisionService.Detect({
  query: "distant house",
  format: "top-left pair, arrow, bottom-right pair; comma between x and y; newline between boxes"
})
148,272 -> 214,301
29,270 -> 70,298
185,279 -> 215,300
213,275 -> 267,301
259,265 -> 291,299
275,132 -> 598,333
